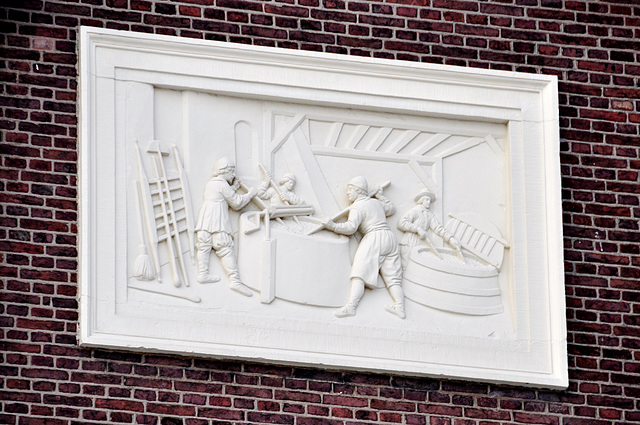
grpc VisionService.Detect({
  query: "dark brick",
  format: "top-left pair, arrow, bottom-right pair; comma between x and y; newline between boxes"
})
1,2 -> 639,425
198,407 -> 243,420
310,9 -> 357,22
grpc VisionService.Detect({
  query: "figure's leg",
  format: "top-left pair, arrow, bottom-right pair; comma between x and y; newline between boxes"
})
384,282 -> 406,319
381,252 -> 406,319
214,233 -> 252,297
195,231 -> 220,283
334,277 -> 365,318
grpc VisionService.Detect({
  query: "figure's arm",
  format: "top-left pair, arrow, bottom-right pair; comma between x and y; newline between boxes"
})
324,208 -> 361,236
256,182 -> 270,200
429,216 -> 458,247
222,182 -> 256,211
397,208 -> 419,233
375,191 -> 396,217
285,191 -> 304,205
398,207 -> 430,239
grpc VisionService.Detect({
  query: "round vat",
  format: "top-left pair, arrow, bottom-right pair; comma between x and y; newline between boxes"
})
403,246 -> 503,315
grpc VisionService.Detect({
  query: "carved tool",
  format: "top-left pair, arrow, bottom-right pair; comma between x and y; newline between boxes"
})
128,282 -> 201,303
236,180 -> 267,209
268,205 -> 314,218
150,154 -> 183,288
420,232 -> 443,260
260,207 -> 276,304
172,145 -> 196,265
135,141 -> 162,283
447,212 -> 508,269
236,179 -> 285,226
258,163 -> 302,227
132,182 -> 156,281
151,142 -> 190,287
149,141 -> 191,288
307,180 -> 391,236
453,245 -> 466,264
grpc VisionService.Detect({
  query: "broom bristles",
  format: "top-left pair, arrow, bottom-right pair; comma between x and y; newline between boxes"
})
133,244 -> 156,281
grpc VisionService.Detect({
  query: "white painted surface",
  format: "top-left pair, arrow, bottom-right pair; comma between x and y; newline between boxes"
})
79,27 -> 567,388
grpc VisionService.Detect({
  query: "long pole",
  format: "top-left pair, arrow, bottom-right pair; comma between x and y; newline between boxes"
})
307,180 -> 391,235
258,163 -> 302,227
151,145 -> 190,287
151,156 -> 182,288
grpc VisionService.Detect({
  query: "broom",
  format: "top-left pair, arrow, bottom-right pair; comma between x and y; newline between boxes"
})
133,182 -> 156,281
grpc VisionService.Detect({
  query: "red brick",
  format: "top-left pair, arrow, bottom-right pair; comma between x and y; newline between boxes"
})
247,412 -> 295,424
198,407 -> 244,420
370,398 -> 416,412
275,390 -> 321,403
311,9 -> 357,22
323,394 -> 368,407
1,2 -> 640,425
147,403 -> 195,415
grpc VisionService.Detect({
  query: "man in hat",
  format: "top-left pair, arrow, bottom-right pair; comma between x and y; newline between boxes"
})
257,172 -> 305,206
397,189 -> 461,268
194,156 -> 257,297
322,176 -> 405,319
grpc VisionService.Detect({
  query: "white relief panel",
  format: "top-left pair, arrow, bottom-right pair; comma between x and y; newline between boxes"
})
79,27 -> 568,388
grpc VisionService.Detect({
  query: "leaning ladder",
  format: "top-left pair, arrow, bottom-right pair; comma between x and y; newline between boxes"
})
136,141 -> 195,288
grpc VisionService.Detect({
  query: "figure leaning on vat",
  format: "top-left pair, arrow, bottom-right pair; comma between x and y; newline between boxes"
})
398,189 -> 462,267
257,171 -> 305,206
194,156 -> 258,297
320,176 -> 406,319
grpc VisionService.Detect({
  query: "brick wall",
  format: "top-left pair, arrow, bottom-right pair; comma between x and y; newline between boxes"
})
1,0 -> 639,424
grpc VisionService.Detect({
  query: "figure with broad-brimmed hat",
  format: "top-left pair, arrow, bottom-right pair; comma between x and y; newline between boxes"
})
397,188 -> 461,269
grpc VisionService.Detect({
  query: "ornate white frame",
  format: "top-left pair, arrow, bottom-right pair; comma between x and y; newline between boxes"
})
79,27 -> 567,388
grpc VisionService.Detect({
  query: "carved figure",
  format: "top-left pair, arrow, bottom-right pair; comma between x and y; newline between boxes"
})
398,189 -> 461,268
258,172 -> 305,206
194,156 -> 257,297
322,176 -> 405,319
402,212 -> 509,315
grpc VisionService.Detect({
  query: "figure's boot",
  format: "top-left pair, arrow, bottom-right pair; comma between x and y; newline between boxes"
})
334,304 -> 357,318
384,283 -> 406,319
218,247 -> 252,297
196,248 -> 220,283
384,303 -> 405,319
334,278 -> 365,318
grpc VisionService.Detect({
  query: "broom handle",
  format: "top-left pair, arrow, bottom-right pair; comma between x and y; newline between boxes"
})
133,183 -> 146,250
133,183 -> 155,279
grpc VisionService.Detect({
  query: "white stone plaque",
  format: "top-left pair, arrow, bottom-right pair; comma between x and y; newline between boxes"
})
79,27 -> 568,388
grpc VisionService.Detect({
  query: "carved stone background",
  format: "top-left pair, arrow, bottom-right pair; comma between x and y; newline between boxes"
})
79,27 -> 567,388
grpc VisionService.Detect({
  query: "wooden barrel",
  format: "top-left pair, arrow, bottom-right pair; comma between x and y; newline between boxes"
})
403,247 -> 503,316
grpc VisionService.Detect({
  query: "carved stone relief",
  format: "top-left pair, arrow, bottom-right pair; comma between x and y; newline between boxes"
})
80,28 -> 568,389
128,103 -> 510,318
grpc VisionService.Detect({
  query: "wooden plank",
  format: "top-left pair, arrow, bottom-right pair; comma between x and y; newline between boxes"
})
411,133 -> 450,156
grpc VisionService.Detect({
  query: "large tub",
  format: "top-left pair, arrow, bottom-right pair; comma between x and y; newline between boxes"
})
403,212 -> 508,316
403,247 -> 503,315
